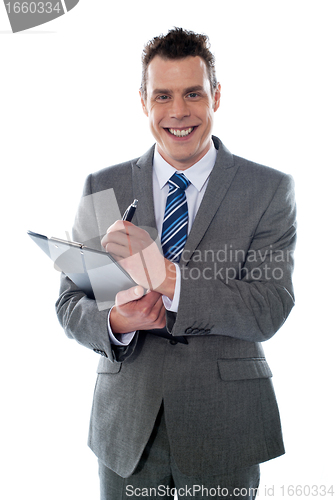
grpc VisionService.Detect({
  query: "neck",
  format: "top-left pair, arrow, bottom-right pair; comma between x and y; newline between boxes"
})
157,143 -> 212,171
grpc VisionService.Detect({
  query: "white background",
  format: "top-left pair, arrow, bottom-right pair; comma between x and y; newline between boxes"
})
1,1 -> 335,498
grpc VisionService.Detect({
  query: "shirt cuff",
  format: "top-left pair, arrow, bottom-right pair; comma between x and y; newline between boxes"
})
162,263 -> 181,313
107,307 -> 136,346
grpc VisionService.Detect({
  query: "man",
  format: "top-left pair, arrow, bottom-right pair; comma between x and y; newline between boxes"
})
56,28 -> 296,499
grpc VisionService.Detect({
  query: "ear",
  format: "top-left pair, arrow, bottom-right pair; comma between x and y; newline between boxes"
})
139,90 -> 149,117
213,83 -> 221,112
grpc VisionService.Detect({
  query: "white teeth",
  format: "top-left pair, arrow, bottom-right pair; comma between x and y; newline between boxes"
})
168,127 -> 194,137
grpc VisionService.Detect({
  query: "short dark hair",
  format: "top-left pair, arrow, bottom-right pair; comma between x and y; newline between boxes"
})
140,27 -> 217,99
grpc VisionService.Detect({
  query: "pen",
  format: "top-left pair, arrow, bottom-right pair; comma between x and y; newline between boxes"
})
122,199 -> 138,222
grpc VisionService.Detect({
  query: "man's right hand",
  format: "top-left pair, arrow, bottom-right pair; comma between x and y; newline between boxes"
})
109,286 -> 166,334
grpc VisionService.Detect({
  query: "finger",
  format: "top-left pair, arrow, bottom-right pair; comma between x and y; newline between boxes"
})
126,290 -> 163,318
137,293 -> 165,327
148,295 -> 166,328
152,296 -> 166,321
141,290 -> 163,307
156,304 -> 167,328
106,222 -> 148,243
104,241 -> 129,260
101,228 -> 129,250
115,286 -> 145,306
106,220 -> 134,234
102,230 -> 144,260
103,232 -> 139,259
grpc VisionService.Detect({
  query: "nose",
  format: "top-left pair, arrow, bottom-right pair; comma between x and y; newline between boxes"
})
169,96 -> 190,120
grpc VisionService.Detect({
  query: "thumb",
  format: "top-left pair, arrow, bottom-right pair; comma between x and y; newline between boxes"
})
115,285 -> 145,306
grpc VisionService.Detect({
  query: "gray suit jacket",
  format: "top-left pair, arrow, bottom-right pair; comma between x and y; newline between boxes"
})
56,136 -> 296,478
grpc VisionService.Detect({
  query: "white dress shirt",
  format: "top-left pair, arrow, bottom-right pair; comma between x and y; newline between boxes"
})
109,140 -> 217,345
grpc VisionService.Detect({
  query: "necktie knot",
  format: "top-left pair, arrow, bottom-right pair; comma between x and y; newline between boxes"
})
168,172 -> 190,192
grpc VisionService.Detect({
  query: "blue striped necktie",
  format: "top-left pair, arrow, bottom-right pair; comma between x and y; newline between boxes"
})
161,172 -> 191,262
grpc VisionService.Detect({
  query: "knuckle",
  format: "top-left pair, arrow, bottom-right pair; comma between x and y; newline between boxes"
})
158,317 -> 166,328
139,306 -> 150,319
148,311 -> 158,323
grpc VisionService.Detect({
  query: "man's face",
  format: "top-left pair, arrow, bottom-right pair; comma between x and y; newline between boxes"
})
140,56 -> 221,170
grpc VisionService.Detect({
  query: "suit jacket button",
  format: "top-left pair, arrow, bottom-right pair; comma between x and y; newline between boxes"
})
170,339 -> 178,345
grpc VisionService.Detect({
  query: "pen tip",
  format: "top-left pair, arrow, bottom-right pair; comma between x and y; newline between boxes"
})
133,199 -> 138,207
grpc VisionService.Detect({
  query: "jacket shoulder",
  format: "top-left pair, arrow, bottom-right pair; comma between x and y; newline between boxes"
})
233,154 -> 289,179
82,157 -> 140,196
214,136 -> 293,186
232,154 -> 294,194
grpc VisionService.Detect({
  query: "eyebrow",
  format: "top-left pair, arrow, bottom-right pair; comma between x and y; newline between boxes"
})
152,85 -> 206,96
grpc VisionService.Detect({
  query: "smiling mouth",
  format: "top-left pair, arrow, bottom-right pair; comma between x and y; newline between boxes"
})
167,127 -> 195,137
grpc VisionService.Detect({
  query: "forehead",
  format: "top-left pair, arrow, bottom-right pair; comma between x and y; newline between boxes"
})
146,56 -> 211,93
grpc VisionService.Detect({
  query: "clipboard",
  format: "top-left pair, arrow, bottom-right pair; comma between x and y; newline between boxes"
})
28,230 -> 137,311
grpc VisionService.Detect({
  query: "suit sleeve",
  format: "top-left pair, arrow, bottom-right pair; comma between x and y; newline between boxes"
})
55,174 -> 138,363
168,173 -> 297,342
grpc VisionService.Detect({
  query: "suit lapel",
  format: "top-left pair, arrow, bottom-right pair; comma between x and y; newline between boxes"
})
131,145 -> 158,238
182,137 -> 239,264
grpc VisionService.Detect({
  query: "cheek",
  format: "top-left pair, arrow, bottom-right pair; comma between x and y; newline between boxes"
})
148,111 -> 159,129
149,118 -> 159,136
203,111 -> 214,131
149,115 -> 165,138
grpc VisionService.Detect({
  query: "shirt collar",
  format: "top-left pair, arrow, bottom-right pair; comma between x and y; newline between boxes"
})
153,140 -> 217,192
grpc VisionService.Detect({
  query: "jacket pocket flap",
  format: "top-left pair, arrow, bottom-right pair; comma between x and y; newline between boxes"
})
97,357 -> 122,374
218,358 -> 272,381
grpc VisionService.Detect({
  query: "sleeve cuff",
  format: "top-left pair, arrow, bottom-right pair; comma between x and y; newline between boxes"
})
107,307 -> 136,346
162,263 -> 181,313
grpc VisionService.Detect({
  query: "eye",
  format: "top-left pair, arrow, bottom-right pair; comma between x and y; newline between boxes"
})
187,92 -> 199,98
156,95 -> 170,101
